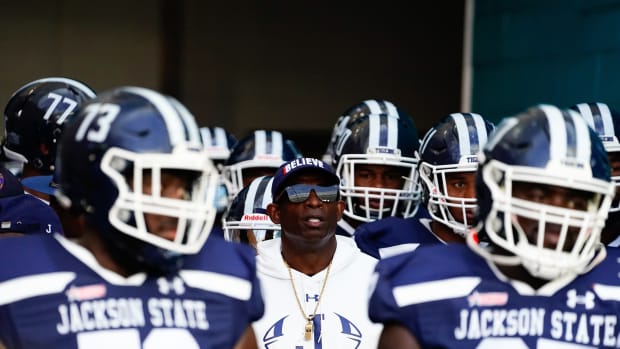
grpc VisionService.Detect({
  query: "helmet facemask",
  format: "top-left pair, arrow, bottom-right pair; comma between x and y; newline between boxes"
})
607,151 -> 620,212
102,145 -> 219,255
420,162 -> 477,237
223,219 -> 281,250
337,152 -> 421,223
478,159 -> 613,280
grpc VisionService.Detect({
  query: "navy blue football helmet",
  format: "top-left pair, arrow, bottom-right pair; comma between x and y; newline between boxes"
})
471,104 -> 613,280
3,77 -> 96,174
56,86 -> 219,273
200,126 -> 238,214
222,175 -> 280,248
330,99 -> 422,222
323,99 -> 399,164
418,113 -> 494,236
200,126 -> 238,167
221,130 -> 302,199
570,102 -> 620,212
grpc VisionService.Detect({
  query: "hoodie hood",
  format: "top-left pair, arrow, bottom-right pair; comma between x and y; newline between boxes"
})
256,235 -> 366,279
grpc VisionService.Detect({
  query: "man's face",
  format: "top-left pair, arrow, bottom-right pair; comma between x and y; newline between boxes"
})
141,170 -> 194,241
268,173 -> 344,244
441,171 -> 477,224
511,181 -> 593,251
608,152 -> 620,200
353,164 -> 408,210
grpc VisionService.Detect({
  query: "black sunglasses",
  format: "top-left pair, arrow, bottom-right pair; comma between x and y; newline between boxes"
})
276,184 -> 339,203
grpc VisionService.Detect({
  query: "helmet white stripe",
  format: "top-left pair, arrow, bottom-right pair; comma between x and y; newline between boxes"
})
271,131 -> 283,156
471,113 -> 489,150
542,105 -> 568,162
368,114 -> 381,147
385,101 -> 399,118
254,130 -> 267,155
485,117 -> 518,151
263,178 -> 274,207
387,114 -> 398,148
17,77 -> 96,98
214,127 -> 228,147
568,110 -> 592,162
575,103 -> 615,141
597,103 -> 615,137
419,128 -> 437,154
244,178 -> 262,215
450,113 -> 471,157
167,97 -> 201,145
544,105 -> 592,164
364,100 -> 383,115
576,104 -> 596,131
200,128 -> 213,145
122,87 -> 193,146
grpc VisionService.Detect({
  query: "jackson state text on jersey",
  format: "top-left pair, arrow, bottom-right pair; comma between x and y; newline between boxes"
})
369,244 -> 620,348
0,233 -> 263,349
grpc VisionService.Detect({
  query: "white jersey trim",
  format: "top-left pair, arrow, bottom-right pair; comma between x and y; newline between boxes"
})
0,272 -> 75,305
593,283 -> 620,301
393,276 -> 481,307
378,243 -> 420,259
180,270 -> 252,301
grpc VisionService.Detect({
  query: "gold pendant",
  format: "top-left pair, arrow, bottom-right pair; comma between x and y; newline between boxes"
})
304,319 -> 313,340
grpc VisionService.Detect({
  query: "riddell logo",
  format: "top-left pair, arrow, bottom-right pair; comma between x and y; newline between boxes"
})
242,214 -> 269,221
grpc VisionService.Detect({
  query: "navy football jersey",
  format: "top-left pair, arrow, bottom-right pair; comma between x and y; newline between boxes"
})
336,219 -> 356,237
369,244 -> 620,348
0,232 -> 263,349
354,207 -> 440,259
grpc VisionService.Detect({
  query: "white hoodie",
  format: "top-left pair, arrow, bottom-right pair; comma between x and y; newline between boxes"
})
253,235 -> 382,349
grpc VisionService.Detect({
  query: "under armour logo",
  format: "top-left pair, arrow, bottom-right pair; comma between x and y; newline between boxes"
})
157,276 -> 185,295
567,289 -> 595,309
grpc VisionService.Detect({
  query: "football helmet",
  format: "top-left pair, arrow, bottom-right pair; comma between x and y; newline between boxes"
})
471,104 -> 614,280
200,126 -> 238,214
221,129 -> 302,199
223,175 -> 280,248
200,126 -> 238,168
570,102 -> 620,212
330,99 -> 422,223
3,77 -> 96,174
323,99 -> 397,164
56,86 -> 219,273
418,113 -> 494,236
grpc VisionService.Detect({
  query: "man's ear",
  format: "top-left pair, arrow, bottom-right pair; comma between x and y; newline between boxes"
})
336,200 -> 345,221
266,203 -> 280,224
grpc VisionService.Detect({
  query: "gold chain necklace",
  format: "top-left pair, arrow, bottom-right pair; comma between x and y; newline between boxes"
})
284,259 -> 332,341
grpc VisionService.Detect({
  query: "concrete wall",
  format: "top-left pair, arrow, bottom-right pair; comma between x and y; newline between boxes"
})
1,1 -> 465,157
